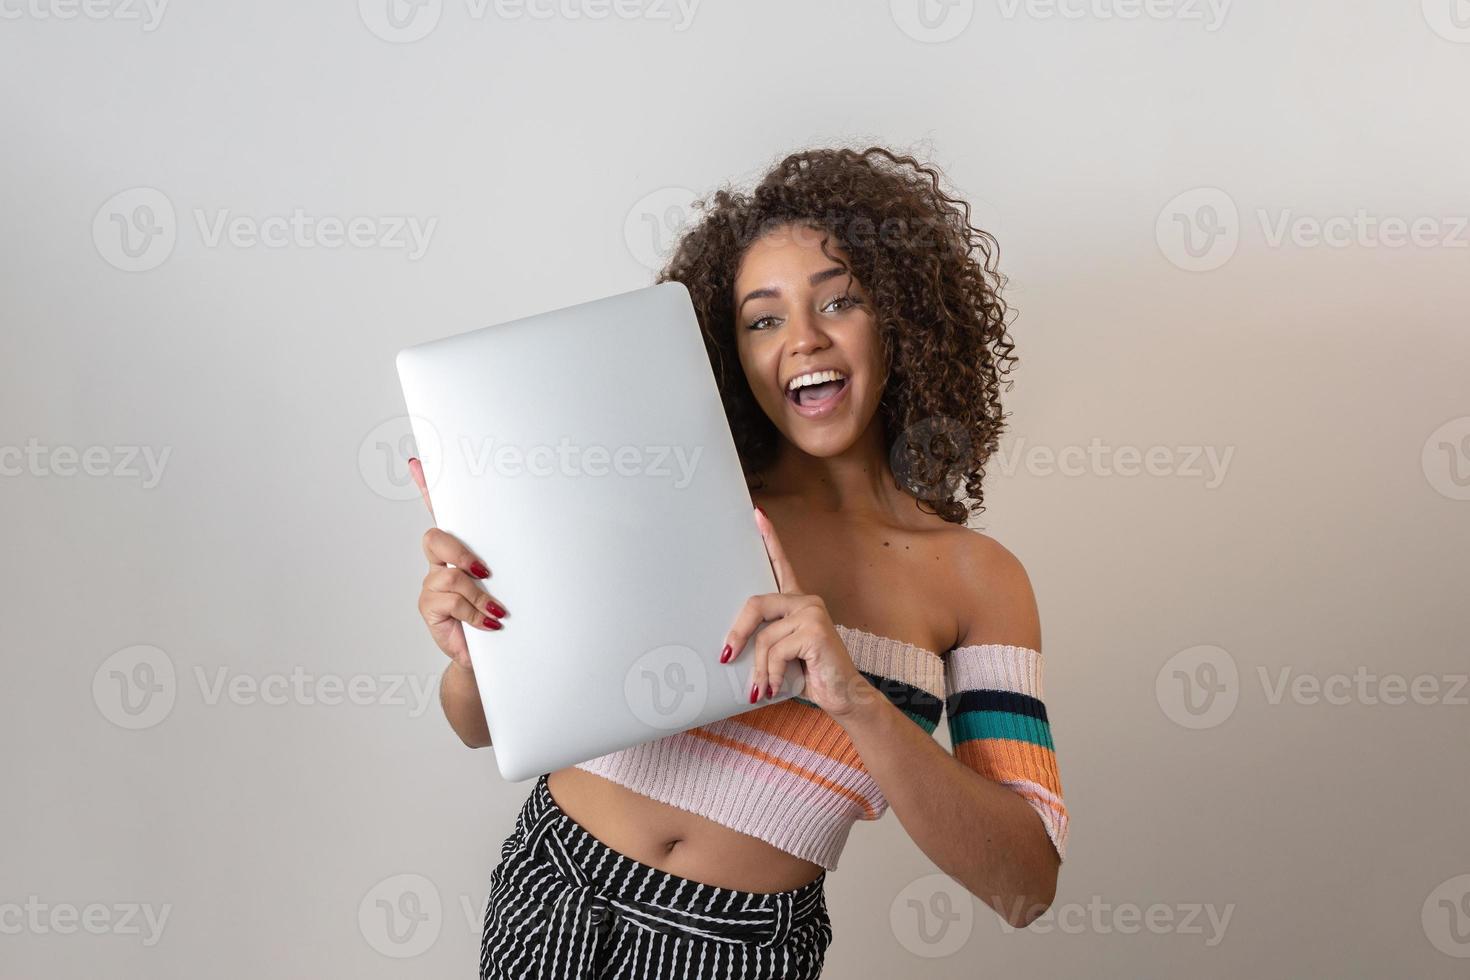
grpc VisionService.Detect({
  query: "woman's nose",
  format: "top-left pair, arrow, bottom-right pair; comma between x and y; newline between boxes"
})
784,309 -> 830,356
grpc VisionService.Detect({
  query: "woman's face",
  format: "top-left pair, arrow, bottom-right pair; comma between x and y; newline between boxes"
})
732,223 -> 886,459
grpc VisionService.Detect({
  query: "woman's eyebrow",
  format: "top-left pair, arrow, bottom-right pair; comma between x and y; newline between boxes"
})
736,266 -> 850,315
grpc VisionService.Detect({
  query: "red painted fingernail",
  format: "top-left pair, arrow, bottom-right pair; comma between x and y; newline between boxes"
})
470,561 -> 490,578
749,684 -> 759,703
755,504 -> 767,519
719,644 -> 732,663
488,601 -> 507,618
483,617 -> 502,630
765,682 -> 775,700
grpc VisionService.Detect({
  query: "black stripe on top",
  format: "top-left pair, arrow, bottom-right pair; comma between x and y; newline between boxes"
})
859,670 -> 945,727
945,688 -> 1049,722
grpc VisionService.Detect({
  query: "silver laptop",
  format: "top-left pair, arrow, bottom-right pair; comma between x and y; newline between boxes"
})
396,282 -> 804,781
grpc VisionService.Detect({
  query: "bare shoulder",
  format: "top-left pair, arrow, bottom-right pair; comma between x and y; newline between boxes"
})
944,528 -> 1042,653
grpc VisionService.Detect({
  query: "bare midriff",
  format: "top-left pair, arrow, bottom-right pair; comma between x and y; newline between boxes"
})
545,766 -> 825,894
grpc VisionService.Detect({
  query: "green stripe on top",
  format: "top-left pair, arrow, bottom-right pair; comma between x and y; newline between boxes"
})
901,708 -> 939,734
949,710 -> 1055,750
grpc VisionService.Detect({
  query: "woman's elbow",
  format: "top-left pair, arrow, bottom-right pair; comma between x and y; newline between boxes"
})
977,850 -> 1059,928
453,725 -> 492,749
1010,855 -> 1060,928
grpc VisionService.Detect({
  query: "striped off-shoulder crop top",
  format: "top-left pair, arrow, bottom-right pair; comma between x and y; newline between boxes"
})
575,624 -> 1068,871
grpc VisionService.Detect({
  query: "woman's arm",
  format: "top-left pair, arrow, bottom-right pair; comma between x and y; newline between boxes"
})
835,681 -> 1059,926
834,538 -> 1060,928
440,660 -> 492,748
409,457 -> 501,750
734,509 -> 1063,926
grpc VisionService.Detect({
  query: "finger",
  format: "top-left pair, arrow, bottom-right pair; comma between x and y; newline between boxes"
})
722,592 -> 804,665
420,590 -> 503,632
408,457 -> 435,520
763,631 -> 808,702
753,505 -> 801,594
746,623 -> 767,704
437,619 -> 471,667
750,619 -> 799,701
425,567 -> 508,619
421,527 -> 490,579
417,596 -> 475,668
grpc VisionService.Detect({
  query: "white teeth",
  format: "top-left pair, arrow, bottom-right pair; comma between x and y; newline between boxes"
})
786,369 -> 848,392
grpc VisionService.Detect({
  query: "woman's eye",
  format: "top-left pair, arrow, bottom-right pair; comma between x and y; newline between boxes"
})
746,295 -> 856,330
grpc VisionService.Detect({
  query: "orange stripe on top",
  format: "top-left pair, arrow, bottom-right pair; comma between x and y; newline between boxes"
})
954,740 -> 1063,798
686,726 -> 882,820
725,700 -> 866,769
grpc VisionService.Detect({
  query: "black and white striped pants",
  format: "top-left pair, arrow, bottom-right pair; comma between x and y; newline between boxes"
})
480,774 -> 832,979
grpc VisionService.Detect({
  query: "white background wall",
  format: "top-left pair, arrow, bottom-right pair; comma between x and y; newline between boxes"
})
2,0 -> 1468,976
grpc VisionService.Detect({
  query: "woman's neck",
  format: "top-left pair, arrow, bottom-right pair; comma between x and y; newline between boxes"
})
755,421 -> 914,523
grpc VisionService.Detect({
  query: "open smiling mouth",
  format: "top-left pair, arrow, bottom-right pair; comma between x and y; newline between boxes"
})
785,376 -> 851,418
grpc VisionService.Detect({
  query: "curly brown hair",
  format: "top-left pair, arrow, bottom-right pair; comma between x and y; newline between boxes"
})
657,145 -> 1019,526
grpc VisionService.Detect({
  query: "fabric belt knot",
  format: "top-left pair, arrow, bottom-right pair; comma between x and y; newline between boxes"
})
524,796 -> 793,979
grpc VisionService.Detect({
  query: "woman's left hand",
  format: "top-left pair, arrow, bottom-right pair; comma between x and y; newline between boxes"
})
720,505 -> 874,718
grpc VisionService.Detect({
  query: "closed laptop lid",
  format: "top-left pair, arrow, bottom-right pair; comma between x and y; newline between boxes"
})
396,282 -> 803,781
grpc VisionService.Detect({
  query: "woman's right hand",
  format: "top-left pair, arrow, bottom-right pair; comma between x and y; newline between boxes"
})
409,457 -> 508,670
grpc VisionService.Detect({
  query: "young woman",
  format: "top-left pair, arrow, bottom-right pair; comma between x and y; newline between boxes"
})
411,146 -> 1069,979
